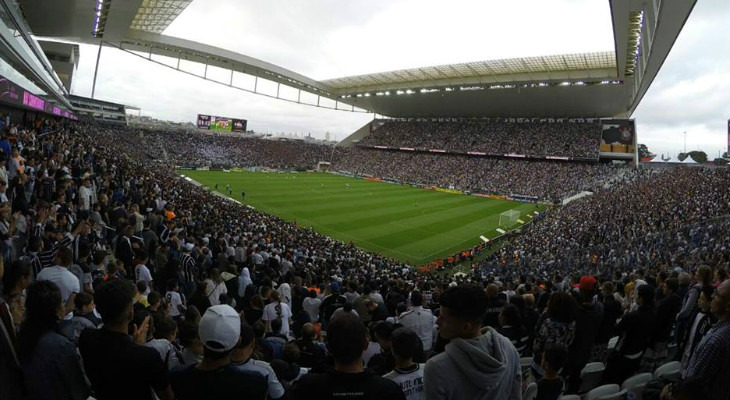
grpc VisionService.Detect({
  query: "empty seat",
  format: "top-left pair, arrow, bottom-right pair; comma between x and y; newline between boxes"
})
598,389 -> 627,400
653,361 -> 681,380
586,384 -> 620,400
622,372 -> 652,400
523,382 -> 538,400
579,362 -> 605,393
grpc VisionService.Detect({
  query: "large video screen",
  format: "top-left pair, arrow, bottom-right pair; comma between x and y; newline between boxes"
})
197,114 -> 247,133
600,119 -> 636,154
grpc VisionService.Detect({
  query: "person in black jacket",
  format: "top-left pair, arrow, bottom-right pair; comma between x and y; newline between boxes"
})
646,277 -> 682,369
592,281 -> 622,363
604,284 -> 656,384
566,276 -> 603,393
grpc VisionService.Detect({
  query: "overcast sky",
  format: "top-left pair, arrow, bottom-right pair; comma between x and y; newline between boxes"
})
70,0 -> 730,157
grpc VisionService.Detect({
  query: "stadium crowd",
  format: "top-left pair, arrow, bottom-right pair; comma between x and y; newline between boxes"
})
138,129 -> 332,170
0,120 -> 728,400
358,120 -> 602,159
335,148 -> 637,202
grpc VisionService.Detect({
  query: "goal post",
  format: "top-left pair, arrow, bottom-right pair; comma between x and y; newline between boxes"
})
499,209 -> 521,228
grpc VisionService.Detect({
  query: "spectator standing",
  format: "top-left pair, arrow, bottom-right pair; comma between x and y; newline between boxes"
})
531,292 -> 576,379
680,286 -> 716,369
291,313 -> 405,399
604,284 -> 656,384
565,276 -> 603,393
79,279 -> 174,400
170,305 -> 268,399
19,280 -> 90,400
230,322 -> 286,400
36,247 -> 79,319
383,328 -> 425,400
262,290 -> 293,337
424,284 -> 522,400
398,291 -> 436,352
682,280 -> 730,400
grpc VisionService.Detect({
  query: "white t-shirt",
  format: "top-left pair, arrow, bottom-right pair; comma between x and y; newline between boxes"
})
205,279 -> 228,306
302,297 -> 322,322
78,185 -> 92,211
399,307 -> 436,351
383,364 -> 425,400
135,264 -> 153,293
262,301 -> 292,336
166,291 -> 184,317
37,266 -> 80,303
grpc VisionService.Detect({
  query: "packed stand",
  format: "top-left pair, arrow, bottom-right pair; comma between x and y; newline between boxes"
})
135,129 -> 333,170
0,121 -> 728,400
335,147 -> 636,202
358,120 -> 602,159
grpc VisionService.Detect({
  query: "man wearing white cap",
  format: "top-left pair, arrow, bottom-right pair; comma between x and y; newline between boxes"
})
170,305 -> 268,399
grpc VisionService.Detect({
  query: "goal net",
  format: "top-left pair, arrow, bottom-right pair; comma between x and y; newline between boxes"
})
499,210 -> 521,228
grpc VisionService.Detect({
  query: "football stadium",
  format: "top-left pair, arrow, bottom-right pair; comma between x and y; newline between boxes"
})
3,1 -> 730,400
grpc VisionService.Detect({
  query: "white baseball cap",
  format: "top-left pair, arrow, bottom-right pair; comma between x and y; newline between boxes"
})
198,305 -> 240,352
184,243 -> 194,251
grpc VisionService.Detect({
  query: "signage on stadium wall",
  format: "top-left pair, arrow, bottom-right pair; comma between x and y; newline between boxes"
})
0,74 -> 77,119
360,145 -> 599,162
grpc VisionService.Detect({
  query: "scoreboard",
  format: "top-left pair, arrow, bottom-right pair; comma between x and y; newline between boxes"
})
197,114 -> 247,133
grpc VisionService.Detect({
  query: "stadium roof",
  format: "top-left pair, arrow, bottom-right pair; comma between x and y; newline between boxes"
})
322,52 -> 617,92
130,0 -> 193,34
22,0 -> 697,118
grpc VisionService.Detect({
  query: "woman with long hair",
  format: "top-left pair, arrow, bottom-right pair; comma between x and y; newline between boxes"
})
531,291 -> 577,379
262,290 -> 292,337
204,268 -> 227,306
19,280 -> 89,400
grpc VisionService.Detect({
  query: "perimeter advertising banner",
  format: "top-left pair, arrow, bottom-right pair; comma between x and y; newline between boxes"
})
197,114 -> 247,133
600,119 -> 636,153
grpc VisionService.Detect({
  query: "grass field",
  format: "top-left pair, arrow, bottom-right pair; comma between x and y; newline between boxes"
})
181,171 -> 545,266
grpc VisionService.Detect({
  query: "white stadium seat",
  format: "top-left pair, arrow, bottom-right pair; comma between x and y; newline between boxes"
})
586,384 -> 620,400
622,372 -> 653,400
579,362 -> 605,393
653,361 -> 681,380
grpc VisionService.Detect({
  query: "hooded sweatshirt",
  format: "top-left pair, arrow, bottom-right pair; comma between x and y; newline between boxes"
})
424,328 -> 521,400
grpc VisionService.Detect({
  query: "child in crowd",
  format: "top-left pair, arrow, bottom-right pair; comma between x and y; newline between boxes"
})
536,345 -> 567,400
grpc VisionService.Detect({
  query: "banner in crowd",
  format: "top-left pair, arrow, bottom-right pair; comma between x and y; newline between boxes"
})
600,119 -> 636,153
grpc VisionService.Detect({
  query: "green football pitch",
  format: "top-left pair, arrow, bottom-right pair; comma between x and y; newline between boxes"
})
181,171 -> 545,266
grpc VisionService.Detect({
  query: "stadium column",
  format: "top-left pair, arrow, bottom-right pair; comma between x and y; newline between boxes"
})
91,41 -> 103,99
